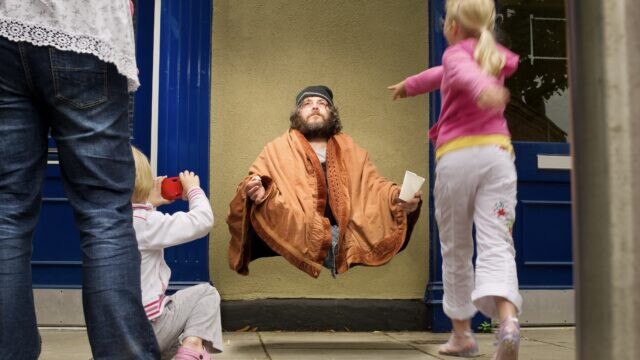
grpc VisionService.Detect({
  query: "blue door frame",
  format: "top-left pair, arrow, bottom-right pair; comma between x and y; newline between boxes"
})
423,0 -> 449,330
424,0 -> 573,331
154,0 -> 213,287
32,0 -> 213,289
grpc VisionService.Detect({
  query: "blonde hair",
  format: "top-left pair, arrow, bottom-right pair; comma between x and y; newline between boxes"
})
445,0 -> 505,76
131,145 -> 154,203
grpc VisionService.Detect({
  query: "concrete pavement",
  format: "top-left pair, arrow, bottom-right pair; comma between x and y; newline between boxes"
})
39,326 -> 575,359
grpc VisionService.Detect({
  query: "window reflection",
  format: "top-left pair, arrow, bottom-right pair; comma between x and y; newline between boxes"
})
496,0 -> 569,142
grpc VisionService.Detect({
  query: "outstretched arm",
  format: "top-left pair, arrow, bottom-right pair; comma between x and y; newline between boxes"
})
388,66 -> 444,100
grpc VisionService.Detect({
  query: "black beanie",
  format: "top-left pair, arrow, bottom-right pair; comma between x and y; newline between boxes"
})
295,85 -> 334,106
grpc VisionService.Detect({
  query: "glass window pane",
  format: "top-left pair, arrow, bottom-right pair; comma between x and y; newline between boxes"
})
497,0 -> 569,142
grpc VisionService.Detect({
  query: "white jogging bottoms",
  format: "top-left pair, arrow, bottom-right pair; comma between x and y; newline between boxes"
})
434,145 -> 522,320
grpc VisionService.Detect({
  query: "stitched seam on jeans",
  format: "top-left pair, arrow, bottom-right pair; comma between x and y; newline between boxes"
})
17,42 -> 37,97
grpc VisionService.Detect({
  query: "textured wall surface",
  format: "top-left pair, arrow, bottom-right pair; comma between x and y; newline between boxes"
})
210,0 -> 429,299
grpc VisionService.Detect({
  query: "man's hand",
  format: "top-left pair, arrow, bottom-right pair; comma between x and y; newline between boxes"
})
245,175 -> 266,204
476,85 -> 510,109
395,191 -> 422,213
387,80 -> 408,101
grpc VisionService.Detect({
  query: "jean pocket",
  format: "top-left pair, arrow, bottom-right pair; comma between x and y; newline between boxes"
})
50,48 -> 107,109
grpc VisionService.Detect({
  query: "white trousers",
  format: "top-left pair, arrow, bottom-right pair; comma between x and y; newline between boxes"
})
434,145 -> 522,320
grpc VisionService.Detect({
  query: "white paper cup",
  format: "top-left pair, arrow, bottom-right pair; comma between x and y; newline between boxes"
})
399,170 -> 425,201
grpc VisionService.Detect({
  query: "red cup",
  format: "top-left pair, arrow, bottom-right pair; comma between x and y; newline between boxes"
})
161,176 -> 183,200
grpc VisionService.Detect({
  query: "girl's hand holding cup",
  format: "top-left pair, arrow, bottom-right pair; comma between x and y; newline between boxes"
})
178,170 -> 200,200
151,176 -> 174,207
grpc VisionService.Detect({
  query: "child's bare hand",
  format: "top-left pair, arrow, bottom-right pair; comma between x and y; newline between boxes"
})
149,176 -> 173,207
387,80 -> 408,101
179,170 -> 200,199
477,85 -> 510,109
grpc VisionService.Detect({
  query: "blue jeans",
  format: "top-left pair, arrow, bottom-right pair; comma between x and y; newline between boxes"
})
0,37 -> 160,359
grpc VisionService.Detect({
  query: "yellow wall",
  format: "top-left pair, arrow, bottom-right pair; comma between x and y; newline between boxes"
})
210,0 -> 430,299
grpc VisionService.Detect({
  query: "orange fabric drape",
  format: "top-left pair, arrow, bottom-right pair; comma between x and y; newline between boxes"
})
227,130 -> 421,278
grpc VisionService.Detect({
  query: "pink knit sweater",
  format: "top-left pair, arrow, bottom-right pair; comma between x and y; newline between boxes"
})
404,38 -> 519,150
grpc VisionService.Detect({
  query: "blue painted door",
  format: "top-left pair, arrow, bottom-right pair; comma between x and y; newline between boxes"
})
425,0 -> 571,330
32,0 -> 213,289
154,0 -> 213,288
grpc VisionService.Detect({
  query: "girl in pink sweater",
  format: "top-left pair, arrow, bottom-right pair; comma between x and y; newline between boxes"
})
389,0 -> 521,359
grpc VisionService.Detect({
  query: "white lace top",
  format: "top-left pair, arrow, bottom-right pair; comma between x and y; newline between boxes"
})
0,0 -> 139,91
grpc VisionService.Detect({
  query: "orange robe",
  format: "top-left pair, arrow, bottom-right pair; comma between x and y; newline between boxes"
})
227,130 -> 421,278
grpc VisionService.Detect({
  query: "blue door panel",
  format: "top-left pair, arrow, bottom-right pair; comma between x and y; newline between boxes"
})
512,142 -> 572,288
516,200 -> 572,287
519,201 -> 572,263
132,0 -> 156,153
513,142 -> 571,182
156,0 -> 212,285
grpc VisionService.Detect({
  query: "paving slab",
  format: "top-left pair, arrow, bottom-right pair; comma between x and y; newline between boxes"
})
218,332 -> 269,360
386,328 -> 575,360
259,331 -> 412,349
266,348 -> 440,360
39,328 -> 91,360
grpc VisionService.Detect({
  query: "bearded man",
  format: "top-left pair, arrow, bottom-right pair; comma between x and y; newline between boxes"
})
227,85 -> 422,278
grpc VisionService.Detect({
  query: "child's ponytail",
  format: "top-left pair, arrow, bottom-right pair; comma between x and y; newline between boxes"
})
474,27 -> 505,77
448,0 -> 506,77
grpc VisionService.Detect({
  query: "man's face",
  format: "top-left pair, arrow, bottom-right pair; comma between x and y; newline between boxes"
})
298,96 -> 331,130
290,96 -> 341,139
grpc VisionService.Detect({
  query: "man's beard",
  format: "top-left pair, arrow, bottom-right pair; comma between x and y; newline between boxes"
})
290,111 -> 341,139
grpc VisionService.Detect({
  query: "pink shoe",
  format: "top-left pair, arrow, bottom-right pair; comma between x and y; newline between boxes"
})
492,316 -> 520,360
438,330 -> 479,357
174,345 -> 212,360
